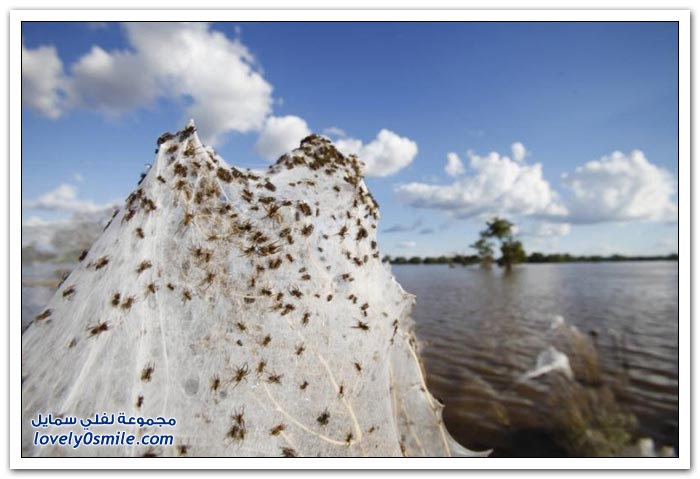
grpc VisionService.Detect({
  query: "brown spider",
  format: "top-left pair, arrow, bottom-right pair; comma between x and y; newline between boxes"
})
95,256 -> 109,270
120,296 -> 136,310
281,447 -> 297,457
141,364 -> 154,382
316,410 -> 330,426
88,321 -> 108,336
136,260 -> 152,274
352,320 -> 370,331
270,424 -> 286,436
230,363 -> 250,387
62,286 -> 76,299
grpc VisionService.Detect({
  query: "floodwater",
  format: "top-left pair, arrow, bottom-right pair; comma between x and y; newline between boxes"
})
21,263 -> 74,333
21,260 -> 679,457
392,262 -> 679,457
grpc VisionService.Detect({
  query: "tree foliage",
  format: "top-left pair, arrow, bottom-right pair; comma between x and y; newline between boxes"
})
472,217 -> 526,271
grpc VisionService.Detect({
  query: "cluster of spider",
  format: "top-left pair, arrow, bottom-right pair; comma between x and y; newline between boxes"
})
41,124 -> 401,457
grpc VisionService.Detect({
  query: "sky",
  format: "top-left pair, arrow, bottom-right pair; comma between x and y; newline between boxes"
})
21,21 -> 679,257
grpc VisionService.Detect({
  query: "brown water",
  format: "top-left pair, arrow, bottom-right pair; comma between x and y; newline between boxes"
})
392,261 -> 679,457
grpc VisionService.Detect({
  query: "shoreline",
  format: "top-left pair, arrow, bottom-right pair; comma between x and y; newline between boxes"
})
386,256 -> 678,266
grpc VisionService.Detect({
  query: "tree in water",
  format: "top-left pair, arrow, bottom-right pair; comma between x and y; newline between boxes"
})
471,217 -> 526,271
470,237 -> 494,269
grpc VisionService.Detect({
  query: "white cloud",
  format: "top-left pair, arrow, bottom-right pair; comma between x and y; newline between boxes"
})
398,142 -> 677,230
511,142 -> 528,162
530,222 -> 571,237
335,129 -> 418,177
334,137 -> 363,157
23,216 -> 47,227
22,40 -> 65,119
67,45 -> 157,116
398,241 -> 417,249
444,152 -> 465,177
396,149 -> 567,219
23,184 -> 104,214
24,22 -> 274,145
255,115 -> 311,161
562,150 -> 677,224
323,126 -> 346,138
73,173 -> 84,182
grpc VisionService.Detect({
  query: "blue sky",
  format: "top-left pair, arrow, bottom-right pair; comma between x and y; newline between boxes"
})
21,21 -> 679,256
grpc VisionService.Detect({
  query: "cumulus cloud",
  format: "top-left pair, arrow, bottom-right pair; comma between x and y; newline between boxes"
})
323,126 -> 346,138
397,144 -> 677,230
562,150 -> 677,224
511,142 -> 528,162
255,115 -> 311,161
334,129 -> 418,177
22,40 -> 65,119
67,44 -> 158,116
444,152 -> 465,177
23,184 -> 106,214
398,241 -> 417,249
23,22 -> 274,144
396,149 -> 567,219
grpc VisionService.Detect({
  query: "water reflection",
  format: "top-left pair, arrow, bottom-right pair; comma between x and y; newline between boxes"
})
392,262 -> 678,457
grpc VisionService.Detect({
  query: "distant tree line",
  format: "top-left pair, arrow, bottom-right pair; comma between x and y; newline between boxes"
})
384,216 -> 678,267
383,252 -> 678,265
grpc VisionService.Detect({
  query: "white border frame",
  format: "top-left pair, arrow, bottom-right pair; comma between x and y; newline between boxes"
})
9,9 -> 690,470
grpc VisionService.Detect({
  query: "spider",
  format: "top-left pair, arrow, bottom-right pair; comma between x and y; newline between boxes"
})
87,321 -> 108,336
281,447 -> 297,457
111,293 -> 121,307
230,363 -> 250,387
316,410 -> 330,426
136,260 -> 152,274
95,256 -> 109,270
263,203 -> 283,224
352,320 -> 369,331
141,364 -> 154,382
270,424 -> 286,436
121,296 -> 136,310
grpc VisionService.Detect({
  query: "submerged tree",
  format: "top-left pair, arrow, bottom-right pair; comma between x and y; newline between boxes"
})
471,217 -> 526,271
499,237 -> 527,270
470,237 -> 494,268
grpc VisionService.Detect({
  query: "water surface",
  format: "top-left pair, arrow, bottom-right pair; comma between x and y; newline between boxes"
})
392,262 -> 678,457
